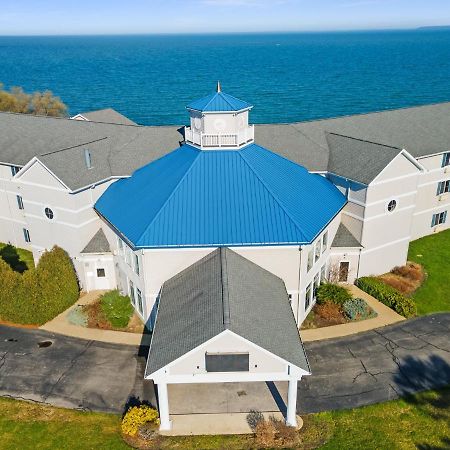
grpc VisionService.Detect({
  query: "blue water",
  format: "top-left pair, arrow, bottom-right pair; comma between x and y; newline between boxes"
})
0,30 -> 450,125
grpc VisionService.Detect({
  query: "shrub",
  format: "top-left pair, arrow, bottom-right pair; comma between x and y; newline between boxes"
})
343,298 -> 377,321
99,290 -> 133,329
316,283 -> 352,306
315,303 -> 343,322
0,245 -> 79,325
356,277 -> 417,318
392,262 -> 424,282
254,420 -> 276,448
121,405 -> 159,437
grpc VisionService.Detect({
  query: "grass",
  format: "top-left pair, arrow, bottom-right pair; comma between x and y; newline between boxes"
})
0,242 -> 34,272
408,228 -> 450,315
99,290 -> 134,328
1,386 -> 448,449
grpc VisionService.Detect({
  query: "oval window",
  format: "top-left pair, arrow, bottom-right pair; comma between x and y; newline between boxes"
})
44,207 -> 54,220
387,200 -> 397,213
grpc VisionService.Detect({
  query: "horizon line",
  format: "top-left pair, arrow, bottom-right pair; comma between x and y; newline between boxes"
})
1,25 -> 449,38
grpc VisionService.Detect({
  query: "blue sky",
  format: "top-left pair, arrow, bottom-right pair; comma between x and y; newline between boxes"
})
1,0 -> 450,35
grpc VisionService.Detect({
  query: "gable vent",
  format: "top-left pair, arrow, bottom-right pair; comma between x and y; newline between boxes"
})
84,149 -> 92,169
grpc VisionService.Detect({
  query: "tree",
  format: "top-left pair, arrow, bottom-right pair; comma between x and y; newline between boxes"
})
0,83 -> 67,117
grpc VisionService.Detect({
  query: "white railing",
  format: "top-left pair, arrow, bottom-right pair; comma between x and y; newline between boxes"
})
184,125 -> 254,149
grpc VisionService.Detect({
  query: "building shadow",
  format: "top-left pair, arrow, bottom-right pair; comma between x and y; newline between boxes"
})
0,244 -> 28,273
266,381 -> 287,417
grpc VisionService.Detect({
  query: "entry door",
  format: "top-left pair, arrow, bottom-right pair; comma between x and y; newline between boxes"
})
93,264 -> 110,290
339,262 -> 350,282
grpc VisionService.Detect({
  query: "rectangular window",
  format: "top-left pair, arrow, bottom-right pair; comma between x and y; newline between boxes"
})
305,282 -> 312,311
10,166 -> 20,176
432,211 -> 448,227
307,249 -> 313,272
129,280 -> 135,305
437,180 -> 450,195
136,288 -> 143,314
117,238 -> 123,254
205,353 -> 249,372
321,264 -> 327,283
134,254 -> 140,275
442,153 -> 450,167
23,228 -> 30,243
315,241 -> 321,262
313,273 -> 320,301
322,231 -> 328,253
125,246 -> 131,266
96,268 -> 105,277
16,195 -> 24,210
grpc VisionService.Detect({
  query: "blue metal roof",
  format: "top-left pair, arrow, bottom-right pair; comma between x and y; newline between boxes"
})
186,91 -> 253,112
95,144 -> 346,249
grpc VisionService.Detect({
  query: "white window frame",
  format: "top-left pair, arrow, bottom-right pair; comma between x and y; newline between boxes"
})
314,241 -> 321,263
305,283 -> 312,311
432,211 -> 447,227
23,228 -> 31,243
322,231 -> 328,253
442,152 -> 450,168
386,199 -> 398,213
320,264 -> 327,283
134,253 -> 140,276
136,288 -> 143,315
129,280 -> 135,305
16,195 -> 24,210
307,249 -> 313,272
313,273 -> 320,301
437,180 -> 450,195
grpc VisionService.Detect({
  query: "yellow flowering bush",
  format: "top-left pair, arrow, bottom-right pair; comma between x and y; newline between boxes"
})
121,405 -> 160,437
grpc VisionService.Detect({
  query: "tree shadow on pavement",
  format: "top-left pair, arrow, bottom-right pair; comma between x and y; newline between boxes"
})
393,355 -> 450,449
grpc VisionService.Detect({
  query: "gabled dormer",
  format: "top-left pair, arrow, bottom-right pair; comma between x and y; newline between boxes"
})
184,82 -> 254,150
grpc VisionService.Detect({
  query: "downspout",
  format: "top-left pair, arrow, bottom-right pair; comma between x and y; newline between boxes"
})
296,245 -> 302,325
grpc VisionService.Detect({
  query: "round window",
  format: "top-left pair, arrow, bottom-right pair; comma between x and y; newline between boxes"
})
387,200 -> 397,213
44,207 -> 54,220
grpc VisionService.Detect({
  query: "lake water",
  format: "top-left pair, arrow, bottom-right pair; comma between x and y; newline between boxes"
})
0,30 -> 450,125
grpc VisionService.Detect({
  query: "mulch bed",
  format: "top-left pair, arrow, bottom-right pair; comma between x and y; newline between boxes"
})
378,262 -> 425,296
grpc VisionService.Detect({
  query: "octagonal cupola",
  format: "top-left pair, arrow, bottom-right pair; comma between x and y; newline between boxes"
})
184,82 -> 254,150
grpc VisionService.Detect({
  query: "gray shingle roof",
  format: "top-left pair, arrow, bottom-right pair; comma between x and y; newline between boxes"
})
331,223 -> 362,248
80,229 -> 111,254
145,248 -> 309,376
77,108 -> 137,126
2,101 -> 450,190
325,133 -> 402,185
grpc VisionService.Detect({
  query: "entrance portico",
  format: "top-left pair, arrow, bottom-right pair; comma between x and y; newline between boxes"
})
145,248 -> 310,432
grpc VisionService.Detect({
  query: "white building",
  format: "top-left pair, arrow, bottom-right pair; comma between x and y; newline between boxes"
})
1,86 -> 449,329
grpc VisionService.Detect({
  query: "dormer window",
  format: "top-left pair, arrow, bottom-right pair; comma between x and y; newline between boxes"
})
10,166 -> 20,176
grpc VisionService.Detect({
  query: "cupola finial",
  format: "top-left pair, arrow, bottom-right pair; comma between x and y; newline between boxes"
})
216,81 -> 221,93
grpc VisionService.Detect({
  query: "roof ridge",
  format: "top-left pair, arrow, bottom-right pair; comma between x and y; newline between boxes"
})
203,92 -> 218,111
220,91 -> 240,110
220,248 -> 231,329
134,146 -> 202,246
238,147 -> 309,242
40,136 -> 108,156
326,131 -> 403,150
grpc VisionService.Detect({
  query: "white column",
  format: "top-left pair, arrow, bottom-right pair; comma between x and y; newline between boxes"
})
286,378 -> 298,427
157,382 -> 171,430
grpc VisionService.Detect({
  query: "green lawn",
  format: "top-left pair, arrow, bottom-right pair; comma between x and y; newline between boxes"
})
408,228 -> 450,315
100,290 -> 134,328
1,386 -> 449,449
0,242 -> 34,272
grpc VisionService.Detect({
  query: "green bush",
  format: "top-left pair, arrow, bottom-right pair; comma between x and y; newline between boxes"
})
355,277 -> 417,318
0,245 -> 79,325
99,290 -> 133,328
343,298 -> 377,321
316,283 -> 352,306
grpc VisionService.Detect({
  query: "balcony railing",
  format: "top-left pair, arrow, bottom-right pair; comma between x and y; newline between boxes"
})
184,125 -> 254,149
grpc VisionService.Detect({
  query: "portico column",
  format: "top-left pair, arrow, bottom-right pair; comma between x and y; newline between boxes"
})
286,378 -> 298,427
157,382 -> 171,430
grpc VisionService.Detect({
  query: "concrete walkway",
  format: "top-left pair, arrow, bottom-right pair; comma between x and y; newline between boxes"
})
160,413 -> 303,436
40,291 -> 150,346
300,285 -> 405,342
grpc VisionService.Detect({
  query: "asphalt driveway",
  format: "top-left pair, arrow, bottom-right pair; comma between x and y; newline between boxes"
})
0,313 -> 449,415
